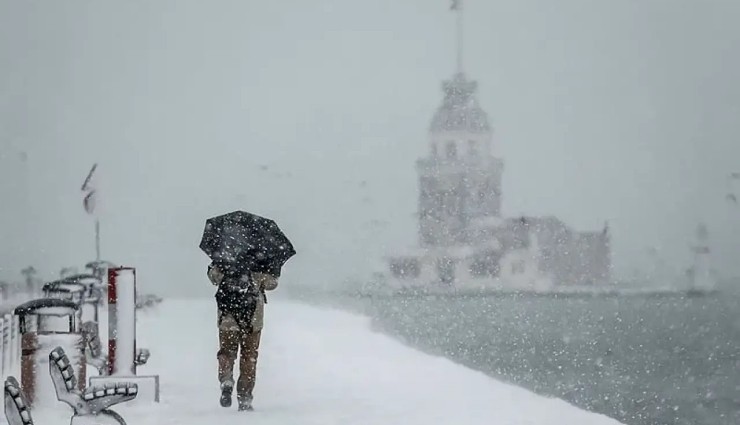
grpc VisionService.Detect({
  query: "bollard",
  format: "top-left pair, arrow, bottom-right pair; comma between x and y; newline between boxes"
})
13,298 -> 85,408
107,268 -> 136,376
90,267 -> 159,404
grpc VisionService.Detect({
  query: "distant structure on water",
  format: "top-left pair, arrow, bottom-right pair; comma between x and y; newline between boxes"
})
684,223 -> 716,294
380,1 -> 611,293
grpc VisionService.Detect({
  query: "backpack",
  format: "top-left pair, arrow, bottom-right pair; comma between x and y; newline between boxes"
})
214,270 -> 261,331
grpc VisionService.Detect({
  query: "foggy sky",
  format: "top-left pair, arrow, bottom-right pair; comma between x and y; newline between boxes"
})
1,0 -> 739,296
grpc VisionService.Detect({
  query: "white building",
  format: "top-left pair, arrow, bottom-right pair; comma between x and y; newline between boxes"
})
382,4 -> 611,293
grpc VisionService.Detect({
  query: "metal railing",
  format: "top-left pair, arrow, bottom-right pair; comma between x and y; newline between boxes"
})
0,314 -> 21,384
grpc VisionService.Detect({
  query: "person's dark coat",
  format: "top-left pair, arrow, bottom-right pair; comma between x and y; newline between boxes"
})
208,262 -> 278,332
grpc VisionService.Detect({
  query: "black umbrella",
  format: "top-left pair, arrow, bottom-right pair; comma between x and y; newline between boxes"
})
199,211 -> 296,277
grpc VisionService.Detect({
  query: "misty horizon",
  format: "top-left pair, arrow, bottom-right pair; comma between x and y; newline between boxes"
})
1,0 -> 739,296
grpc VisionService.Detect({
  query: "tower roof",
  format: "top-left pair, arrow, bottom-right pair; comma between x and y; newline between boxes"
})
429,72 -> 491,134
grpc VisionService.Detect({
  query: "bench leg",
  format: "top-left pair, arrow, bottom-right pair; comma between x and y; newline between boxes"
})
70,409 -> 126,425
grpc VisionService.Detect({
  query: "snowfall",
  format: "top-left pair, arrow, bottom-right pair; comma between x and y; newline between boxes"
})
26,298 -> 623,425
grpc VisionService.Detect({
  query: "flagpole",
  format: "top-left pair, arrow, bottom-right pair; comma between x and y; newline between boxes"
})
95,219 -> 101,262
81,163 -> 100,262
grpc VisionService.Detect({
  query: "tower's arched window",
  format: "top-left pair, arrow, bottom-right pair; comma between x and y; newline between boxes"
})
446,141 -> 457,159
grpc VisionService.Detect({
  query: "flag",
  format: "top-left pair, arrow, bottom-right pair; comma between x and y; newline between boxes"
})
81,163 -> 97,192
450,0 -> 461,10
81,163 -> 98,215
83,191 -> 97,215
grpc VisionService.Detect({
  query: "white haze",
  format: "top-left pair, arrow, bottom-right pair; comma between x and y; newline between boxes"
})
1,0 -> 739,296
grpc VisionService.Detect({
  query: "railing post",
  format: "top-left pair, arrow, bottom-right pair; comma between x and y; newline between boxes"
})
2,316 -> 8,378
11,314 -> 20,378
0,316 -> 5,378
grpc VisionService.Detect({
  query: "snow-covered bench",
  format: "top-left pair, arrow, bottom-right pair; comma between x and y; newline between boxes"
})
81,322 -> 108,376
4,376 -> 34,425
80,322 -> 150,377
49,346 -> 138,425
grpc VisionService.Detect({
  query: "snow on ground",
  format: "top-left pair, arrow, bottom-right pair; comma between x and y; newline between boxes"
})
32,299 -> 623,425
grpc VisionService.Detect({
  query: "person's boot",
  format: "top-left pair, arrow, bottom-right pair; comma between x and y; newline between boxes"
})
237,394 -> 253,411
220,380 -> 234,408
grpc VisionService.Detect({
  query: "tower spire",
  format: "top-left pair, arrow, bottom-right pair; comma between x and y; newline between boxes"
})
450,0 -> 464,74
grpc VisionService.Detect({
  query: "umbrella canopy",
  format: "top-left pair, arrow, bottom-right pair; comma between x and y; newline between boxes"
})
199,211 -> 296,277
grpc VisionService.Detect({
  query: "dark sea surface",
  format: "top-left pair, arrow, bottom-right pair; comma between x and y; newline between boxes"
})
293,285 -> 740,425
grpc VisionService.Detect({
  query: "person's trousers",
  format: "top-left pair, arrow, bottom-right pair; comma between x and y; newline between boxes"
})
217,325 -> 262,399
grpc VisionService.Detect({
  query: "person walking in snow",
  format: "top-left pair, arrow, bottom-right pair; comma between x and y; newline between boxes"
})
207,260 -> 279,411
